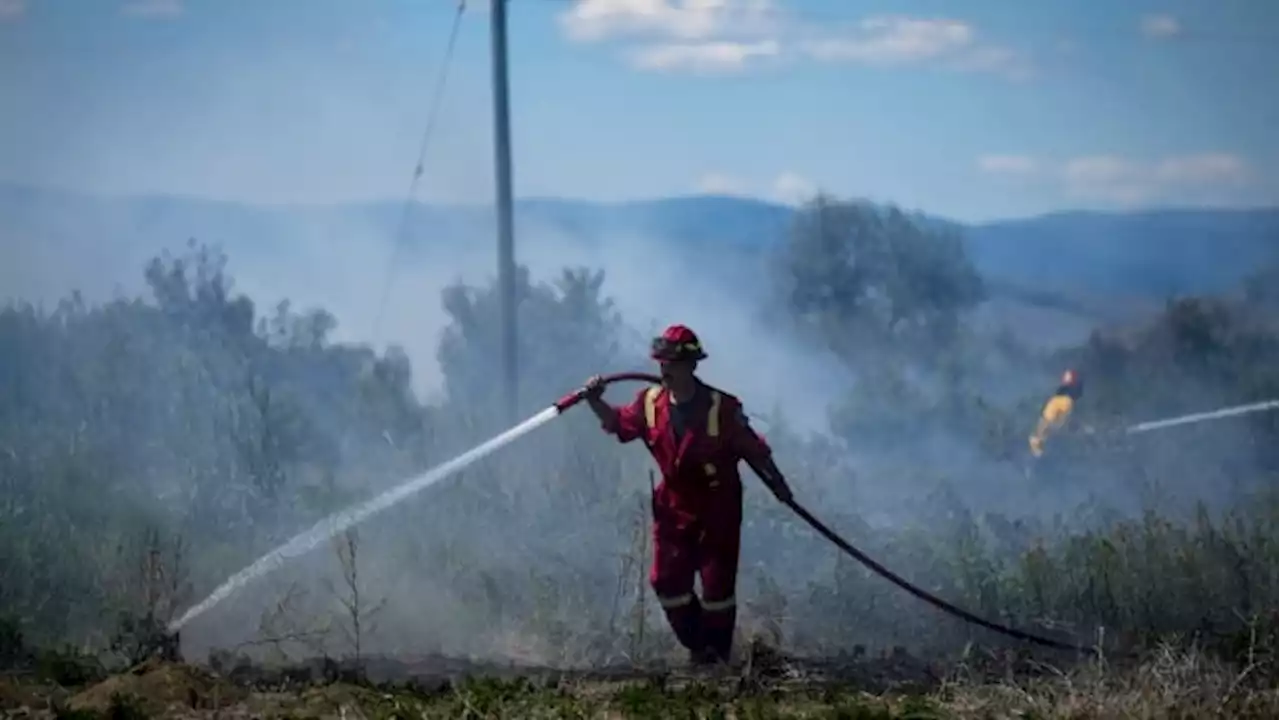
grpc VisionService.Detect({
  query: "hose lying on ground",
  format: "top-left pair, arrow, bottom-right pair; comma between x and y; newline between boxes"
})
783,498 -> 1093,653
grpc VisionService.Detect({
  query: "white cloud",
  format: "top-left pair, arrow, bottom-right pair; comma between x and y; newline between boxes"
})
1062,153 -> 1251,205
802,17 -> 971,65
693,170 -> 818,201
558,4 -> 1023,79
771,171 -> 818,205
695,172 -> 748,195
977,155 -> 1040,176
0,0 -> 24,19
560,0 -> 776,43
1152,153 -> 1249,185
121,0 -> 182,18
1139,14 -> 1181,39
799,16 -> 1029,79
630,39 -> 779,73
561,0 -> 781,73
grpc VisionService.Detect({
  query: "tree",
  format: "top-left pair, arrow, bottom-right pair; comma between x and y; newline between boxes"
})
775,196 -> 985,367
436,264 -> 628,427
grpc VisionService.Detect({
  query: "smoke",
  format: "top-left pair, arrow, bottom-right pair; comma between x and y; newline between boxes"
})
2,181 -> 1274,664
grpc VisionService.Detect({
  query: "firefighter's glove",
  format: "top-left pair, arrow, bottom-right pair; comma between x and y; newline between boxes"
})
583,374 -> 606,400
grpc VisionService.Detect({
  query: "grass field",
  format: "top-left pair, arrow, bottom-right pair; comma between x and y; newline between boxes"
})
3,487 -> 1276,719
2,640 -> 1276,719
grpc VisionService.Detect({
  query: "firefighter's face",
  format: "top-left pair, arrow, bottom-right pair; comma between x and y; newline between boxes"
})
658,359 -> 695,385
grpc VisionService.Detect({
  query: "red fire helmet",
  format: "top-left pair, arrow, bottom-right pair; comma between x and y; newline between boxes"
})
651,324 -> 707,361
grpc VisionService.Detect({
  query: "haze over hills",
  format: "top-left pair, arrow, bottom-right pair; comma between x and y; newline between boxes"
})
1,181 -> 1274,359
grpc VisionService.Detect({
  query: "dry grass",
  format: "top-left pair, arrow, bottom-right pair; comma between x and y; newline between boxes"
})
2,643 -> 1274,719
939,644 -> 1277,719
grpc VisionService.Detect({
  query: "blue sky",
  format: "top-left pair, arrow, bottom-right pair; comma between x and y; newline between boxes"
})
0,0 -> 1275,221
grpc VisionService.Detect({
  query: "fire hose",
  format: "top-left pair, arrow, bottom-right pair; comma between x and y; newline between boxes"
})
555,372 -> 1093,654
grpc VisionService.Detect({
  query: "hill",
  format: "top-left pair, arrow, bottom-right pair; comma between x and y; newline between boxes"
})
967,207 -> 1280,299
0,183 -> 1273,350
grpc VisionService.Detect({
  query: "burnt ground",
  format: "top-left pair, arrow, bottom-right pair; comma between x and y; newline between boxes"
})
0,642 -> 986,717
1,642 -> 1275,719
212,642 -> 944,692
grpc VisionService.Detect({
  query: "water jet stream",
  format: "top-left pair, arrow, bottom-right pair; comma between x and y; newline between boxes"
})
168,406 -> 561,632
1124,399 -> 1278,434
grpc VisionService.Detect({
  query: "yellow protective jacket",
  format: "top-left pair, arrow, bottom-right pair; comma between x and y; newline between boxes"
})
1028,393 -> 1074,457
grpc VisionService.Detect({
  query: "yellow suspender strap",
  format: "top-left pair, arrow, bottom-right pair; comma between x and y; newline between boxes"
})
644,386 -> 661,429
707,391 -> 721,437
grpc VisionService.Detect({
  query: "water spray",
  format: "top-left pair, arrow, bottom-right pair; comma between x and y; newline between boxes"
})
1124,399 -> 1279,434
168,372 -> 661,633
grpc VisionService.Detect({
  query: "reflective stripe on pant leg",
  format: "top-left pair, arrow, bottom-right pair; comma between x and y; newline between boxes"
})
658,592 -> 693,609
701,596 -> 735,612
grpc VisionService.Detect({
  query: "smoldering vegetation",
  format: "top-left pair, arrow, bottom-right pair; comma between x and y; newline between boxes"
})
0,196 -> 1275,676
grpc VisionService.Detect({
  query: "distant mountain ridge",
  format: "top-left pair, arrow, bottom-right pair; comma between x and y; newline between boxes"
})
2,182 -> 1274,318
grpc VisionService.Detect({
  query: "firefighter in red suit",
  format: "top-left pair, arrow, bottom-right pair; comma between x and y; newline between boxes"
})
583,324 -> 795,665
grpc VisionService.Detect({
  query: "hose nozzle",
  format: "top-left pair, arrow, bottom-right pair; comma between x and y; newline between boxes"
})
552,372 -> 662,414
553,388 -> 587,414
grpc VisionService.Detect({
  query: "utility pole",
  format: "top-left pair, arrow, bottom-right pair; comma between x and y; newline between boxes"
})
490,0 -> 518,424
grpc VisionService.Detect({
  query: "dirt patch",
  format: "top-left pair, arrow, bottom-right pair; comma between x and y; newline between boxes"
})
0,674 -> 71,712
65,658 -> 246,716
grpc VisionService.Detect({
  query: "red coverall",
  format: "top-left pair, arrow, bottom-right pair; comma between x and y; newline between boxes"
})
601,380 -> 773,660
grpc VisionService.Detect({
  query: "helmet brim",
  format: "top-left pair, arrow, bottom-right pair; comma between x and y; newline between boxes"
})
651,351 -> 706,362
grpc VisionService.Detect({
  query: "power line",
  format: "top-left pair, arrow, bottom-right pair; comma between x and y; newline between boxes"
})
372,0 -> 469,346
